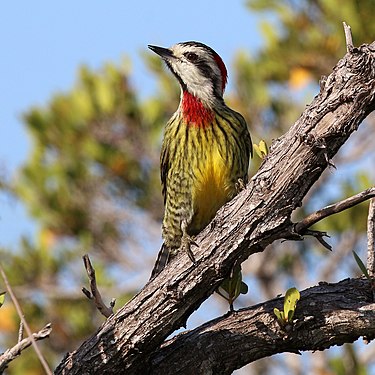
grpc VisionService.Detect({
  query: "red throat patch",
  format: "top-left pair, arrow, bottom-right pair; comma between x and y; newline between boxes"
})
182,91 -> 214,127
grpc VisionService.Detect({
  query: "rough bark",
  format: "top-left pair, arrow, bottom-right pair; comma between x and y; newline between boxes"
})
151,278 -> 375,375
55,41 -> 375,375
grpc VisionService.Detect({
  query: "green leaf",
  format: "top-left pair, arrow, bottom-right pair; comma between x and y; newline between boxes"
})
218,266 -> 248,308
353,250 -> 371,280
283,287 -> 300,323
0,292 -> 5,308
253,140 -> 269,159
258,140 -> 269,156
273,307 -> 284,321
274,287 -> 300,325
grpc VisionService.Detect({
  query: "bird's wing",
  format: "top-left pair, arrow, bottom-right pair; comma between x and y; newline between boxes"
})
160,137 -> 170,206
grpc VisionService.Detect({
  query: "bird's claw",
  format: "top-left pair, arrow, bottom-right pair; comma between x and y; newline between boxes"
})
181,233 -> 197,265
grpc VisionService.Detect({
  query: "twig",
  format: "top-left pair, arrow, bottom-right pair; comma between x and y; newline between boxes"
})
343,22 -> 354,52
303,229 -> 332,251
0,264 -> 52,375
295,187 -> 375,233
367,198 -> 375,277
82,254 -> 115,318
18,320 -> 24,343
0,324 -> 52,373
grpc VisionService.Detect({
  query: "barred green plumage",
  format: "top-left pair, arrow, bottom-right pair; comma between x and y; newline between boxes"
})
149,42 -> 252,278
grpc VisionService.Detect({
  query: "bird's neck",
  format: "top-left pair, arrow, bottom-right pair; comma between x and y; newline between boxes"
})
180,90 -> 215,127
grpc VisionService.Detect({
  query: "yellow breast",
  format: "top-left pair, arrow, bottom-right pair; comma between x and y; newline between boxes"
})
190,147 -> 234,234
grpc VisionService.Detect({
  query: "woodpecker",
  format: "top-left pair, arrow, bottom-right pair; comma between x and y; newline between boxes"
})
148,41 -> 252,278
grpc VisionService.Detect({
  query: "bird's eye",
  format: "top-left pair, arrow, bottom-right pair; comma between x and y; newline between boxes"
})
184,52 -> 198,62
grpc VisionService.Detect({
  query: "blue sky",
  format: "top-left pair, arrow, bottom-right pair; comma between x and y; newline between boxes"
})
0,1 -> 262,247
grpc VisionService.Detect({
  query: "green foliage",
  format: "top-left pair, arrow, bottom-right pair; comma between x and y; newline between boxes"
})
353,251 -> 371,281
240,0 -> 375,138
253,139 -> 269,159
217,265 -> 248,309
18,63 -> 155,244
274,287 -> 300,326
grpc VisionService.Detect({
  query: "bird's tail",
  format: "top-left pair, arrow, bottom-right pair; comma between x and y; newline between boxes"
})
150,243 -> 170,279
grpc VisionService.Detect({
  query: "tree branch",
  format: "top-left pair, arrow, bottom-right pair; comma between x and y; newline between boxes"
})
295,187 -> 375,233
82,254 -> 115,318
150,278 -> 374,375
0,324 -> 52,373
0,265 -> 52,374
55,37 -> 375,374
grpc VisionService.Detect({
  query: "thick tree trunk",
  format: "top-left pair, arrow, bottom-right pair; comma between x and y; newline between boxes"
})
55,41 -> 375,375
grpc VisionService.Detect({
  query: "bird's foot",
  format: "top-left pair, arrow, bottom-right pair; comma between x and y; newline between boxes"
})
181,220 -> 198,265
181,232 -> 198,265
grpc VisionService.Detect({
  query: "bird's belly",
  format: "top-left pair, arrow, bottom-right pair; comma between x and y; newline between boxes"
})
190,149 -> 233,234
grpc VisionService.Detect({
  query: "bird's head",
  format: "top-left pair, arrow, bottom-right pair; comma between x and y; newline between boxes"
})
148,41 -> 228,109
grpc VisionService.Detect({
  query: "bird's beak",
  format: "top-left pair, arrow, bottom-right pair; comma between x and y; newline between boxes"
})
148,45 -> 174,60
